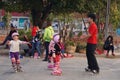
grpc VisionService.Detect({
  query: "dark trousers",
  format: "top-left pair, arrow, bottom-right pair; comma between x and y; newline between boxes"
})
86,43 -> 99,71
107,45 -> 114,53
44,42 -> 50,60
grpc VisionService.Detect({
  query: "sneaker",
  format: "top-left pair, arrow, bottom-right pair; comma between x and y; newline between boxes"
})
91,70 -> 99,74
13,66 -> 17,73
17,66 -> 23,72
85,68 -> 91,72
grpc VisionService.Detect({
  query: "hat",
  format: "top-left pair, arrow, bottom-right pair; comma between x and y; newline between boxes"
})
12,32 -> 19,37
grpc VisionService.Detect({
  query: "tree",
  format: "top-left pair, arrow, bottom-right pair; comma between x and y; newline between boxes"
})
0,0 -> 83,27
110,0 -> 120,29
1,0 -> 120,31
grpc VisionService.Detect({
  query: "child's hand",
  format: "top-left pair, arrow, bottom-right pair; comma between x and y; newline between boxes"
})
52,53 -> 56,58
7,41 -> 11,45
110,43 -> 113,45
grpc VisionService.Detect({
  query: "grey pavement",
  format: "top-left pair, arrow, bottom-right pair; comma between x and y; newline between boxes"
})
0,55 -> 120,80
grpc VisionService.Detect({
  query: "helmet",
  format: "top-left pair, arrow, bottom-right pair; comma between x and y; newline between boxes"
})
12,32 -> 19,37
53,33 -> 60,42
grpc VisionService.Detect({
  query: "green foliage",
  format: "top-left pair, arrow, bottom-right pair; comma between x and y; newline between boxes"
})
65,40 -> 75,46
97,32 -> 104,49
18,29 -> 33,41
25,30 -> 32,40
2,15 -> 7,26
75,42 -> 86,53
2,0 -> 106,16
1,0 -> 120,32
98,33 -> 103,41
77,31 -> 82,37
110,1 -> 120,29
97,40 -> 104,50
18,29 -> 25,40
18,29 -> 25,35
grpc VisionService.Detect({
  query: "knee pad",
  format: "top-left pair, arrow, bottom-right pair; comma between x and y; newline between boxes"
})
11,58 -> 16,63
16,59 -> 20,64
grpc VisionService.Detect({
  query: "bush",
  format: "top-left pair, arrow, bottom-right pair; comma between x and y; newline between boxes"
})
18,29 -> 32,41
25,30 -> 32,41
75,43 -> 86,53
77,31 -> 82,37
18,29 -> 25,40
65,40 -> 75,46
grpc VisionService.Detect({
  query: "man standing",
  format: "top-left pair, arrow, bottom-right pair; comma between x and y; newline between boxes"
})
43,21 -> 54,61
80,13 -> 99,74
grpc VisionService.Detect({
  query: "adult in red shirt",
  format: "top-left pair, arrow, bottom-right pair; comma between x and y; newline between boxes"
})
80,13 -> 99,74
31,25 -> 41,58
32,26 -> 39,37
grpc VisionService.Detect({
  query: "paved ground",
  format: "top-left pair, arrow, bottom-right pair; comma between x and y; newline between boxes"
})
0,55 -> 120,80
0,33 -> 120,80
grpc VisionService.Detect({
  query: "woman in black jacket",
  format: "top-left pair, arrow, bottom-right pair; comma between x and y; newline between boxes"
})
103,35 -> 115,57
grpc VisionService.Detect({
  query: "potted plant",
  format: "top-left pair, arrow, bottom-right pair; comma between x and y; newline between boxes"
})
75,41 -> 86,53
65,40 -> 76,54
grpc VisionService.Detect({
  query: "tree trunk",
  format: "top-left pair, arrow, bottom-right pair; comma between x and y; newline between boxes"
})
31,2 -> 53,28
96,12 -> 100,32
6,11 -> 11,35
31,9 -> 42,27
105,0 -> 111,39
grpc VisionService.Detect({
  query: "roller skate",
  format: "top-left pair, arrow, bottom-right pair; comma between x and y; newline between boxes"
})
12,64 -> 17,73
51,69 -> 62,76
17,65 -> 23,72
48,64 -> 54,70
91,70 -> 99,74
51,71 -> 62,76
85,68 -> 91,72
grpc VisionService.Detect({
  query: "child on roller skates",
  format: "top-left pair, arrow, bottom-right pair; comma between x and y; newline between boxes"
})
48,34 -> 59,69
7,32 -> 29,72
48,34 -> 62,76
48,39 -> 55,69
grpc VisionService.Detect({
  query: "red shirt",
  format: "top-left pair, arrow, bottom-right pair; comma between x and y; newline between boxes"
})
87,22 -> 98,44
31,26 -> 38,37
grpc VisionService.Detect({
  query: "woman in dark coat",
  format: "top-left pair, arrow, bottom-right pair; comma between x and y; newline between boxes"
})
103,35 -> 115,57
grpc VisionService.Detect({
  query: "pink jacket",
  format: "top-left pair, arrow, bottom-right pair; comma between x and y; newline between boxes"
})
49,40 -> 55,53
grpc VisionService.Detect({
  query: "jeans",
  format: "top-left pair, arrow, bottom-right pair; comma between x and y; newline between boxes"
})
86,43 -> 99,71
31,41 -> 41,56
44,42 -> 50,60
